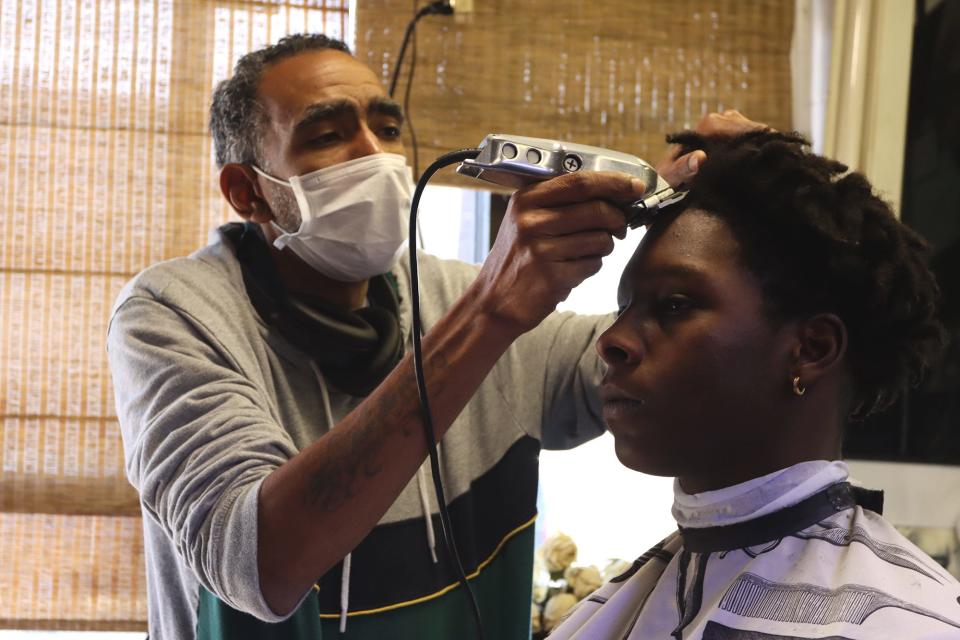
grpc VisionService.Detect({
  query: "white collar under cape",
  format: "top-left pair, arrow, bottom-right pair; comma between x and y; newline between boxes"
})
672,460 -> 850,530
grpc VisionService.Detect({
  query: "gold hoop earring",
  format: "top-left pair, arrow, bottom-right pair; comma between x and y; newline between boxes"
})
792,375 -> 806,397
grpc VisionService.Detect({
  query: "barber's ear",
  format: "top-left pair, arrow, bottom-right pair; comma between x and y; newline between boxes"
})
219,163 -> 275,224
790,313 -> 848,387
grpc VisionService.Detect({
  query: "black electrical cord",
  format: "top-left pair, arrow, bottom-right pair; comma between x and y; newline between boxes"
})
408,147 -> 483,640
391,1 -> 452,245
404,1 -> 420,180
388,1 -> 451,99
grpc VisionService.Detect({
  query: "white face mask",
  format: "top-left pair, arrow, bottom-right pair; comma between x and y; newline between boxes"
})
253,153 -> 414,282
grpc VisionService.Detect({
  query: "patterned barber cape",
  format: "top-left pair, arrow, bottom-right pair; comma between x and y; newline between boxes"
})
550,461 -> 960,640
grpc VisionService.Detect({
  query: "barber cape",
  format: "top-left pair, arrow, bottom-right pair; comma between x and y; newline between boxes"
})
550,461 -> 960,639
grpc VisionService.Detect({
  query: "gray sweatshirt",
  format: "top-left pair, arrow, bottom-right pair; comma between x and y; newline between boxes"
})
107,229 -> 612,639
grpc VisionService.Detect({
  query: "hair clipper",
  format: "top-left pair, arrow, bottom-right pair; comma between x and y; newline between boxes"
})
456,134 -> 687,228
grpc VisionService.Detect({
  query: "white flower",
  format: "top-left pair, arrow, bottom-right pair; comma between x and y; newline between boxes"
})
531,602 -> 542,634
543,592 -> 578,631
532,552 -> 550,603
564,564 -> 603,599
602,558 -> 633,581
532,582 -> 548,604
542,532 -> 578,573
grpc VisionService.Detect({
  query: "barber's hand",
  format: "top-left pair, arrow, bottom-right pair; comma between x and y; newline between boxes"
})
695,109 -> 769,138
656,148 -> 706,190
655,109 -> 769,188
473,171 -> 645,336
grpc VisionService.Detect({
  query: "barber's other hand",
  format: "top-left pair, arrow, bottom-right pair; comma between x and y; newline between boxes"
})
695,109 -> 769,138
474,171 -> 645,336
655,109 -> 769,188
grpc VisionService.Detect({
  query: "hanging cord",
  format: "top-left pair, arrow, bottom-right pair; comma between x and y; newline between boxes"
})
404,0 -> 421,180
408,147 -> 483,640
388,1 -> 452,99
390,1 -> 452,247
310,362 -> 353,634
416,463 -> 439,563
339,553 -> 351,634
404,1 -> 426,248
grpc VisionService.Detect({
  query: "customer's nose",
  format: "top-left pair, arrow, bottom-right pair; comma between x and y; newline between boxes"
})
596,319 -> 643,367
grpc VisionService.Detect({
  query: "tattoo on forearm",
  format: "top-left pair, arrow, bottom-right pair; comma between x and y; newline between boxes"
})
305,347 -> 451,512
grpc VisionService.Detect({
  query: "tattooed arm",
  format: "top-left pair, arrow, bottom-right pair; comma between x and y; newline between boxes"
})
257,291 -> 515,614
254,172 -> 649,615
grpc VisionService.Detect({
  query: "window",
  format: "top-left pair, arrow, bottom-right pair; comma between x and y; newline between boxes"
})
0,0 -> 349,630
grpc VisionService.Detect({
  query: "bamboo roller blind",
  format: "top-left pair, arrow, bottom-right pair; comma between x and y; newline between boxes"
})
1,0 -> 792,631
0,0 -> 348,629
357,0 -> 794,184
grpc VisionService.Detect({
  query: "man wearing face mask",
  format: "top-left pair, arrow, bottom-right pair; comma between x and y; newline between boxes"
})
107,34 -> 736,640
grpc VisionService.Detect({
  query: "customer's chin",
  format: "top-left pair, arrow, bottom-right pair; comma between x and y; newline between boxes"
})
612,436 -> 680,477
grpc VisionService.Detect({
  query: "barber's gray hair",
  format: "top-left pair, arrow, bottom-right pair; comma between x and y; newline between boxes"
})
208,33 -> 351,168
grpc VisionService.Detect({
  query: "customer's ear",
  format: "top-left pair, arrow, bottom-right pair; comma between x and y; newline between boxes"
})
219,164 -> 275,223
790,312 -> 848,388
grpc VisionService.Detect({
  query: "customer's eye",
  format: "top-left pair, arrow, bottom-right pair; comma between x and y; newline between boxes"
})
657,294 -> 694,318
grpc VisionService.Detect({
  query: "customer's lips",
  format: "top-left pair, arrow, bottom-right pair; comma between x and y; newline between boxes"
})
600,384 -> 646,425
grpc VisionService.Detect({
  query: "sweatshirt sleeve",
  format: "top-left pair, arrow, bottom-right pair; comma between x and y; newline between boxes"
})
499,309 -> 614,450
107,294 -> 306,622
405,250 -> 612,450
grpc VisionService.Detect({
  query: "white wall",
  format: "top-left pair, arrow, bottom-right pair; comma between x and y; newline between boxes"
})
847,460 -> 960,529
823,0 -> 915,216
792,0 -> 835,153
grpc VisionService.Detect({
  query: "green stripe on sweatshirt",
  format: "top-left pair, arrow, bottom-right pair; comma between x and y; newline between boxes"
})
198,524 -> 535,640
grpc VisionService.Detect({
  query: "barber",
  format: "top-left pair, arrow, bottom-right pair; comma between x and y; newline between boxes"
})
108,33 -> 757,640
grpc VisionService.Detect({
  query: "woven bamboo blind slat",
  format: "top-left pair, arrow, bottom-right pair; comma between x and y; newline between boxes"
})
0,0 -> 347,630
356,0 -> 794,185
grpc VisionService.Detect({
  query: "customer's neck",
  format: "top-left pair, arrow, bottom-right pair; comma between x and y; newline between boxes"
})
679,398 -> 845,495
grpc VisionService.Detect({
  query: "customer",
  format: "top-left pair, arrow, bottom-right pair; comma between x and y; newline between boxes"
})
551,130 -> 960,639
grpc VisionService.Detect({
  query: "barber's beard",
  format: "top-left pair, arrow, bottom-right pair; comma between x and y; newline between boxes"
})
264,182 -> 302,233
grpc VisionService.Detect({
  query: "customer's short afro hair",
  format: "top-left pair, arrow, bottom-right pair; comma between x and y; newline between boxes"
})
663,129 -> 946,418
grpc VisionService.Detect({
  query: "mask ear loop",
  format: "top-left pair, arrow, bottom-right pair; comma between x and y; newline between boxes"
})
250,165 -> 290,186
250,166 -> 309,238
